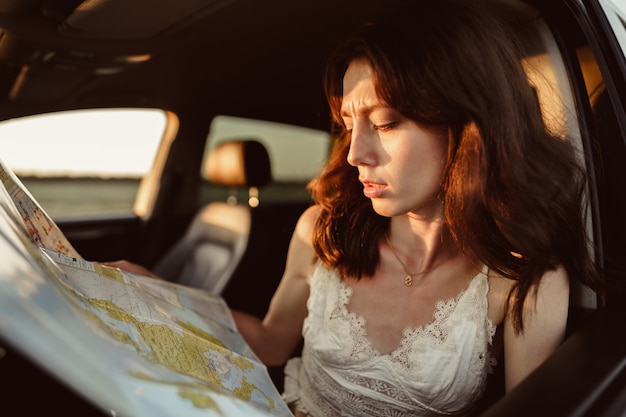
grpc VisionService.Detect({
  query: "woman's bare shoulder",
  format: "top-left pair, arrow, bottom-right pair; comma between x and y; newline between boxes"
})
302,204 -> 323,221
487,265 -> 570,303
284,205 -> 323,271
295,204 -> 322,235
487,264 -> 570,327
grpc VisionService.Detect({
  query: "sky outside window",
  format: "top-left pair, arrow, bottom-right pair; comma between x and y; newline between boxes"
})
0,109 -> 166,178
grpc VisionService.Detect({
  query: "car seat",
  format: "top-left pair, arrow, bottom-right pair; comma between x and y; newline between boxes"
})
152,139 -> 272,294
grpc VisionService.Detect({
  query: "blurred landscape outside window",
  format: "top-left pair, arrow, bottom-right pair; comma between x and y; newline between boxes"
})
202,115 -> 330,205
0,109 -> 167,218
0,110 -> 331,218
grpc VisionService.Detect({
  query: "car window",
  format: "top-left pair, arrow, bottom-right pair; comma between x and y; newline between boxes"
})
200,115 -> 331,204
602,0 -> 626,59
576,3 -> 626,311
0,108 -> 167,218
517,15 -> 605,309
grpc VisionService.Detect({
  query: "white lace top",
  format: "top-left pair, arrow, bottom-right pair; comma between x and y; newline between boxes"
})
282,263 -> 496,417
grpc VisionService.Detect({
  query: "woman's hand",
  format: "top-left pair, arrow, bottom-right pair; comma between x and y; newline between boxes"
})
100,260 -> 162,279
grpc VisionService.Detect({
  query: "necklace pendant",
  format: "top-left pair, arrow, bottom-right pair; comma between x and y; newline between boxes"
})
404,274 -> 413,286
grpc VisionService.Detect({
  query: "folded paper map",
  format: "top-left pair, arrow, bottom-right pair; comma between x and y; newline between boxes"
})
0,159 -> 293,417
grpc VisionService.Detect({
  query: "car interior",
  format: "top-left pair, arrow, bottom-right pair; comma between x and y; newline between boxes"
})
0,0 -> 625,416
152,138 -> 275,293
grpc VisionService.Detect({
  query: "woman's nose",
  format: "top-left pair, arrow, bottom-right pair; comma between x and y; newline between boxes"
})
347,127 -> 375,167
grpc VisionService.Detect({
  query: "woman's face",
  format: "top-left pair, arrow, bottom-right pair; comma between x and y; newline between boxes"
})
341,59 -> 447,219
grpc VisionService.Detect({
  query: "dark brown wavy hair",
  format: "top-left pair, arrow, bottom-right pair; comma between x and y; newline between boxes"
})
308,0 -> 604,332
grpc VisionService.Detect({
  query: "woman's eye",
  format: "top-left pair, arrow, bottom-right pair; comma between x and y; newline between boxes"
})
372,121 -> 398,131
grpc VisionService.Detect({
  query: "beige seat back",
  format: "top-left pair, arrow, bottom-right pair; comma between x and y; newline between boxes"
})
153,139 -> 272,293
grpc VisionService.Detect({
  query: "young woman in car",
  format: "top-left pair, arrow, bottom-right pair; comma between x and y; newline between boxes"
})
106,1 -> 603,415
230,1 -> 604,416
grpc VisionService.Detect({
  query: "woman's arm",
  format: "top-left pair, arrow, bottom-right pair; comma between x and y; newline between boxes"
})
232,205 -> 320,366
503,265 -> 570,391
102,205 -> 320,366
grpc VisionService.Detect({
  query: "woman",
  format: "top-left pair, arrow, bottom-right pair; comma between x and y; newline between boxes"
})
231,1 -> 604,416
106,1 -> 604,415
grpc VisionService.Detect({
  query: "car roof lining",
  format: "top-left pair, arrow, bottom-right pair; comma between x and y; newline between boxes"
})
0,0 -> 541,123
61,0 -> 237,40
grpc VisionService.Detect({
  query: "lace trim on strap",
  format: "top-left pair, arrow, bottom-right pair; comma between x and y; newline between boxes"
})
329,280 -> 378,359
395,279 -> 497,377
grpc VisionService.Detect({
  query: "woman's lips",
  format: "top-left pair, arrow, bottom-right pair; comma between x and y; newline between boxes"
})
361,180 -> 386,198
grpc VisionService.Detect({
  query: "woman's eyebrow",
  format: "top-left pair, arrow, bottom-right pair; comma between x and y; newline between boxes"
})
340,104 -> 389,119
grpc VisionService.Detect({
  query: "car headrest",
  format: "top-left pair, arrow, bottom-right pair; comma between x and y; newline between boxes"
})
204,139 -> 272,188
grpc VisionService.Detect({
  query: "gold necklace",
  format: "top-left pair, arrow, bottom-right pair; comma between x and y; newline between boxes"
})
384,233 -> 457,286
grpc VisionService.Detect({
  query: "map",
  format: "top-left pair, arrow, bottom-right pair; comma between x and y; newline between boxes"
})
0,163 -> 80,257
0,159 -> 293,416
